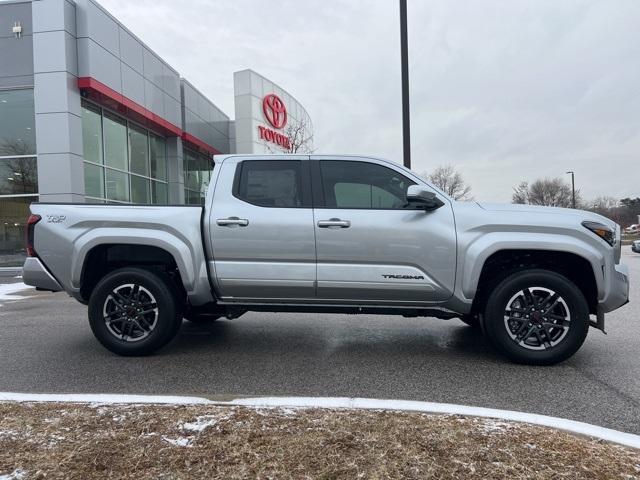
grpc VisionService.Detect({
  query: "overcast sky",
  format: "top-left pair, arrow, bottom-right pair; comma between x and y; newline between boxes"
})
99,0 -> 640,202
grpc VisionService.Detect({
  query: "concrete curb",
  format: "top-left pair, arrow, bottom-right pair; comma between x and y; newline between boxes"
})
1,392 -> 639,449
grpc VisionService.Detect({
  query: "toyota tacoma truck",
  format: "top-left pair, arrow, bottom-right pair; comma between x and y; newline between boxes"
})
23,155 -> 630,365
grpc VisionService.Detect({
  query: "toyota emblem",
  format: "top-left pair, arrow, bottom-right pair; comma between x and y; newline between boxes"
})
262,94 -> 287,129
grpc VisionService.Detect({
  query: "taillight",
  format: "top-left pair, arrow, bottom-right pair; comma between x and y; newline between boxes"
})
25,214 -> 41,257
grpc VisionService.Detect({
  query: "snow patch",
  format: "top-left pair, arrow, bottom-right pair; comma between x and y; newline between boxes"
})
182,415 -> 221,433
0,282 -> 33,302
0,469 -> 27,480
162,436 -> 192,447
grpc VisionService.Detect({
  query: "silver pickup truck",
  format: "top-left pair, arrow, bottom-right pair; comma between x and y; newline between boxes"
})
23,155 -> 629,365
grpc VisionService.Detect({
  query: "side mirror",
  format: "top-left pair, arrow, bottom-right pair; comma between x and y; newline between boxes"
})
406,185 -> 445,211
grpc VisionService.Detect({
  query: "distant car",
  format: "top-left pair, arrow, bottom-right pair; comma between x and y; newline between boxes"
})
633,240 -> 640,253
625,224 -> 639,234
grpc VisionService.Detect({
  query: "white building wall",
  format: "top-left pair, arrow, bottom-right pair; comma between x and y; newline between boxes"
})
233,69 -> 313,154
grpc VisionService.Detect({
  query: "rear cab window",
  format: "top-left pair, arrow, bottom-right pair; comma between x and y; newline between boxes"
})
233,160 -> 311,208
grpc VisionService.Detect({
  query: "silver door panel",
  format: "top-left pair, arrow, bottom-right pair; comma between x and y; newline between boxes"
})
317,263 -> 441,301
214,260 -> 315,299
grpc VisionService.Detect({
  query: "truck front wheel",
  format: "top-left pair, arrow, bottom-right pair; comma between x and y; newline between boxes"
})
88,267 -> 182,356
483,269 -> 589,365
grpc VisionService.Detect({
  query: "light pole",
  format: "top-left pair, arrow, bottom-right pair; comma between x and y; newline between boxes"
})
399,0 -> 411,169
566,171 -> 575,208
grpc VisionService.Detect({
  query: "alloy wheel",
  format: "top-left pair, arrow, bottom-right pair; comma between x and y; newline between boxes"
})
503,286 -> 571,350
103,283 -> 159,342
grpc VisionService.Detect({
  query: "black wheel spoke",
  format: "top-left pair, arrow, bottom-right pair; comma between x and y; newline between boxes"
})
506,316 -> 528,324
136,317 -> 151,331
514,320 -> 530,336
506,307 -> 528,314
131,284 -> 140,301
106,314 -> 127,325
111,290 -> 129,306
522,288 -> 535,308
541,292 -> 559,310
517,325 -> 536,343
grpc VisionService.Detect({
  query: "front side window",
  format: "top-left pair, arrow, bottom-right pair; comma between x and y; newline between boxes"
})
320,160 -> 416,209
235,160 -> 304,208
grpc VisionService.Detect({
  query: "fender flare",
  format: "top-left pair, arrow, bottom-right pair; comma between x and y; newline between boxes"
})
460,232 -> 605,301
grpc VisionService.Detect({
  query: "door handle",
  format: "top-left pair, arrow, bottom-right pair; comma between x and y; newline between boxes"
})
317,218 -> 351,228
217,216 -> 249,227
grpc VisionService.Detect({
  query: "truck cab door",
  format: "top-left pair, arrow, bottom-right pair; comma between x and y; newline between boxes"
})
207,156 -> 316,302
310,156 -> 456,304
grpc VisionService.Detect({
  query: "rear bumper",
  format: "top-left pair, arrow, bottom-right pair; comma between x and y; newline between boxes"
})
22,257 -> 63,292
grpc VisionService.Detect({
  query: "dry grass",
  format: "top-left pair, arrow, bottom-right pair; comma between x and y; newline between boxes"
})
1,402 -> 639,479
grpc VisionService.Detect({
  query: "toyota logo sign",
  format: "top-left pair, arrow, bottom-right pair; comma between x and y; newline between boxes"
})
262,93 -> 287,129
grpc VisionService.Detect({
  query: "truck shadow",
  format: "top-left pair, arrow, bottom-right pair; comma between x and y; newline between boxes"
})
169,315 -> 503,365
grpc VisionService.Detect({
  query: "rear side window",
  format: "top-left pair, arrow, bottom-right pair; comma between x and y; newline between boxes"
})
235,160 -> 307,208
319,160 -> 416,209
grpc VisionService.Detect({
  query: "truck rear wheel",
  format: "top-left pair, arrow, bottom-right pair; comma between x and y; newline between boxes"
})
483,269 -> 589,365
88,267 -> 182,356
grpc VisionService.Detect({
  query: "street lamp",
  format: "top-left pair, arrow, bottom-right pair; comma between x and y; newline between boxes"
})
566,171 -> 575,208
399,0 -> 411,169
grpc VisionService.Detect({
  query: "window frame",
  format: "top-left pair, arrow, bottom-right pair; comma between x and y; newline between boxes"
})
81,99 -> 169,205
312,159 -> 422,210
232,160 -> 312,209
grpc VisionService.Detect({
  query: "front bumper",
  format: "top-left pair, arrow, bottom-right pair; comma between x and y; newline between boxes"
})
632,244 -> 640,253
599,263 -> 629,314
22,257 -> 63,292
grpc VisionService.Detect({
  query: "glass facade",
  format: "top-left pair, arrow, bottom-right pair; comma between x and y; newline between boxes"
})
0,88 -> 37,266
0,89 -> 36,156
81,100 -> 168,204
184,148 -> 212,205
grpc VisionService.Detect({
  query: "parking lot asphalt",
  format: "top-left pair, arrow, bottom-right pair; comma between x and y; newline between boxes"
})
0,249 -> 638,433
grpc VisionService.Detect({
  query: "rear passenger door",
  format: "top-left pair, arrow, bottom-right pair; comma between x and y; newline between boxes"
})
208,156 -> 316,301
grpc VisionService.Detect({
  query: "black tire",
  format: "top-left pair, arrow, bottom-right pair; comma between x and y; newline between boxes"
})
88,267 -> 182,356
483,269 -> 589,366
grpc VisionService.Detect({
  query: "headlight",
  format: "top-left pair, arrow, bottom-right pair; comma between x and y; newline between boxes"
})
582,221 -> 615,246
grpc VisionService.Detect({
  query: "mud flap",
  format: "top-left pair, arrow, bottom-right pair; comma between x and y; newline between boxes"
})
589,307 -> 606,334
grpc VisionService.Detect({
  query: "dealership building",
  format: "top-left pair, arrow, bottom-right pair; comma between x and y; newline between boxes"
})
0,0 -> 313,265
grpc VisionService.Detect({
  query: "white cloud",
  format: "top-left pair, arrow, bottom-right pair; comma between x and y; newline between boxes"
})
99,0 -> 640,202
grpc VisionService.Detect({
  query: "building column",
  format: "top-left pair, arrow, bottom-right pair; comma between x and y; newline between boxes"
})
32,0 -> 84,203
167,137 -> 185,204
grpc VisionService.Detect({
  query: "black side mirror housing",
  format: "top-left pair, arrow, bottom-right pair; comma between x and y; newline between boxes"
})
406,185 -> 445,211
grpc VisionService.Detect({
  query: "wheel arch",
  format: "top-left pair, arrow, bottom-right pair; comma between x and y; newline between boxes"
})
78,243 -> 188,303
468,247 -> 600,316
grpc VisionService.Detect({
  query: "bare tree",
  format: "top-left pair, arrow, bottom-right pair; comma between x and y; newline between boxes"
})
0,138 -> 35,156
285,118 -> 314,154
511,177 -> 581,208
512,181 -> 530,204
264,119 -> 314,154
422,165 -> 472,201
0,157 -> 37,194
